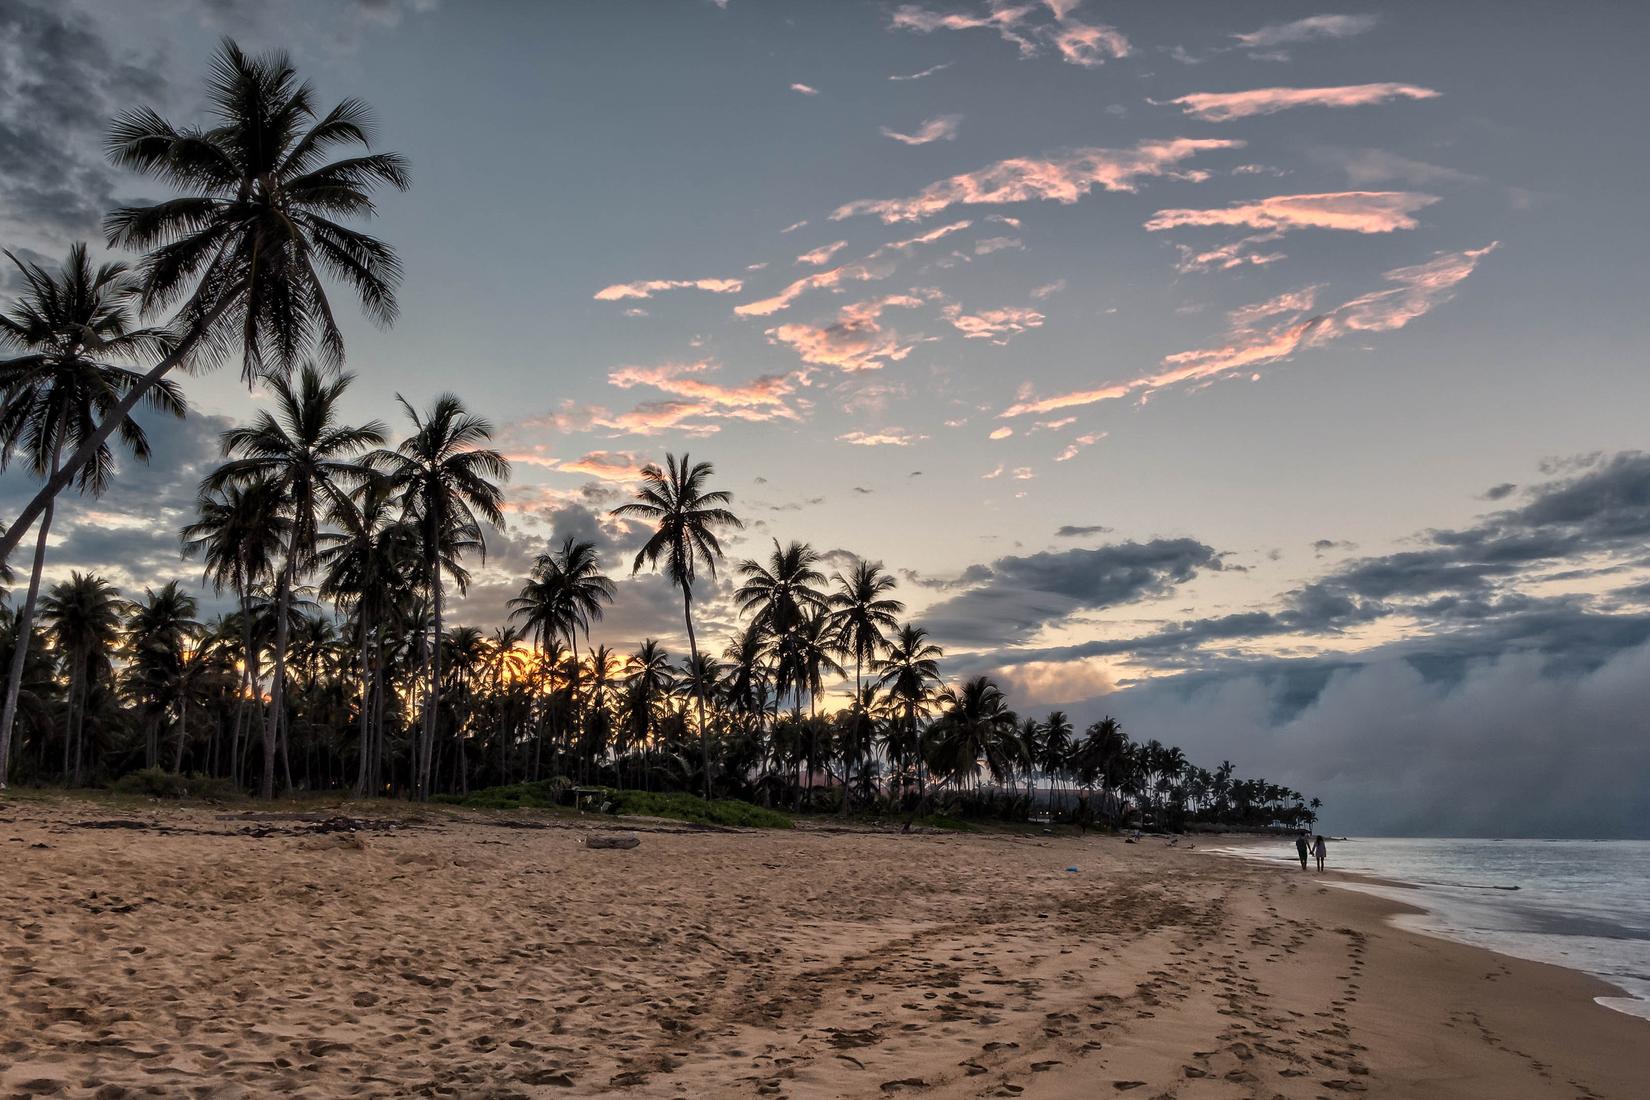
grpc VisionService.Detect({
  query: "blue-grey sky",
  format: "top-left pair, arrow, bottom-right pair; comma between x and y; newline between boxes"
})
4,0 -> 1649,835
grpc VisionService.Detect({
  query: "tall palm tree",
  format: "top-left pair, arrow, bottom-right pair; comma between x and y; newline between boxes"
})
736,540 -> 829,716
827,558 -> 904,702
0,40 -> 408,563
0,243 -> 183,787
927,676 -> 1022,792
40,572 -> 125,785
1040,710 -> 1073,815
531,536 -> 614,754
181,478 -> 290,788
373,394 -> 508,799
873,624 -> 943,803
123,582 -> 202,770
613,454 -> 742,800
203,364 -> 384,798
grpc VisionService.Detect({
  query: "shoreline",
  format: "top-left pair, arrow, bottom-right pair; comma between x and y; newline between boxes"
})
1203,835 -> 1650,1024
4,797 -> 1646,1097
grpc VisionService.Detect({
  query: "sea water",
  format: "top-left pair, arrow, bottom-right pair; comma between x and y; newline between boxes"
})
1206,837 -> 1650,1022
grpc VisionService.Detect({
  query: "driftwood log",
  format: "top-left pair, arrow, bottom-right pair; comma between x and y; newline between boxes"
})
584,833 -> 640,850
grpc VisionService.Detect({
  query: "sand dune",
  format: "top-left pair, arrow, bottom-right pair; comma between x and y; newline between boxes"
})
1,799 -> 1643,1098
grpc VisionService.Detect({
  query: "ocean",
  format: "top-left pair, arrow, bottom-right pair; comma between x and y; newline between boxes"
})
1206,836 -> 1650,1022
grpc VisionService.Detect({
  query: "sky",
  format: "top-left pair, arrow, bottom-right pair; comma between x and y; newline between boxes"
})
3,0 -> 1649,836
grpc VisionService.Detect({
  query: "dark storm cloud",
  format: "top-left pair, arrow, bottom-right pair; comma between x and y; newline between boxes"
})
1481,482 -> 1517,501
921,538 -> 1222,646
1055,524 -> 1112,538
0,0 -> 168,245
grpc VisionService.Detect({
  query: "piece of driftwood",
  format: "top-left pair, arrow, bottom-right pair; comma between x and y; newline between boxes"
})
584,832 -> 640,850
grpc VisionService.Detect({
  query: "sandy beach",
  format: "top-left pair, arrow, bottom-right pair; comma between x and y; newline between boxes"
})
1,798 -> 1644,1099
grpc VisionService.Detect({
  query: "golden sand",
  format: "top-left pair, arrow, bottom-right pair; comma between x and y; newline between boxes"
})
1,799 -> 1643,1098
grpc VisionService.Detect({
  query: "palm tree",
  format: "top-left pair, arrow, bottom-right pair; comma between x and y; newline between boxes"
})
123,582 -> 202,770
530,536 -> 614,759
203,364 -> 384,798
612,454 -> 742,800
827,558 -> 904,701
0,40 -> 409,563
374,394 -> 508,799
0,243 -> 183,788
927,676 -> 1022,792
181,478 -> 291,788
40,572 -> 125,784
1040,710 -> 1073,815
873,624 -> 943,806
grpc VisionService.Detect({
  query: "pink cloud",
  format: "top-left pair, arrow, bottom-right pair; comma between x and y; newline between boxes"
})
989,426 -> 1014,440
796,240 -> 848,265
790,82 -> 819,96
594,277 -> 743,301
882,114 -> 963,145
890,1 -> 1128,67
766,294 -> 929,373
1232,14 -> 1379,50
833,138 -> 1241,223
736,222 -> 970,317
608,360 -> 800,415
1146,191 -> 1438,235
1055,432 -> 1104,461
838,428 -> 927,446
1164,83 -> 1439,123
944,303 -> 1045,342
1173,232 -> 1287,273
1000,244 -> 1497,416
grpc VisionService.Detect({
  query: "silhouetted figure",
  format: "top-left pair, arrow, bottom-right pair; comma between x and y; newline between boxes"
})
1313,834 -> 1327,872
1296,830 -> 1310,869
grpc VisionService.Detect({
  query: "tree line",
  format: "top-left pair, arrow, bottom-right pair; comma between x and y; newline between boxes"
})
0,41 -> 1321,833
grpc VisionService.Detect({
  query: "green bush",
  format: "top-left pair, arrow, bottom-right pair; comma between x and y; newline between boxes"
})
605,790 -> 793,829
111,767 -> 240,801
434,776 -> 571,810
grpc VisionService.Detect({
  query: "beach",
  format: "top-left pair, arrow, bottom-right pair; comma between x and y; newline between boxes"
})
1,799 -> 1644,1099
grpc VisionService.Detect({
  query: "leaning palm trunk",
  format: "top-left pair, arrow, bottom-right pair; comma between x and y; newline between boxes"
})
680,588 -> 712,801
417,558 -> 444,800
0,453 -> 56,788
0,297 -> 236,564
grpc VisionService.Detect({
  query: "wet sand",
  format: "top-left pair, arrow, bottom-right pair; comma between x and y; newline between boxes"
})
1,797 -> 1644,1098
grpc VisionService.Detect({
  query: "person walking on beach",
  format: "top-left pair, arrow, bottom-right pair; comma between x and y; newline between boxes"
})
1296,830 -> 1310,869
1312,834 -> 1327,872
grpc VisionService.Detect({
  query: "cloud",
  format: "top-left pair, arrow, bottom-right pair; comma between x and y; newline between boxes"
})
607,360 -> 800,416
790,82 -> 819,95
513,361 -> 804,440
796,240 -> 847,265
781,219 -> 808,234
1056,524 -> 1111,537
975,236 -> 1023,255
765,294 -> 928,372
1030,280 -> 1066,299
1232,14 -> 1379,50
0,0 -> 169,249
1146,191 -> 1438,235
1172,233 -> 1286,273
881,114 -> 962,145
920,538 -> 1223,646
736,223 -> 968,317
838,428 -> 926,446
1055,432 -> 1103,461
1162,83 -> 1440,123
988,426 -> 1014,440
832,138 -> 1242,223
943,303 -> 1045,342
1313,147 -> 1480,188
1001,243 -> 1497,417
889,61 -> 953,81
593,277 -> 743,301
889,1 -> 1129,67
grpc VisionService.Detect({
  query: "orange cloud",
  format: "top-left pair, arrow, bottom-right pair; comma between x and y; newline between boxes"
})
1146,191 -> 1438,235
796,240 -> 847,265
944,303 -> 1045,342
1000,244 -> 1498,416
1164,83 -> 1439,122
882,114 -> 962,145
593,277 -> 743,301
766,294 -> 928,373
890,2 -> 1128,68
832,138 -> 1242,223
608,360 -> 800,415
1055,432 -> 1104,461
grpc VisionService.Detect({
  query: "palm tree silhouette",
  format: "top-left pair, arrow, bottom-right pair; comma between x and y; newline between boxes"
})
1,40 -> 408,563
827,557 -> 904,703
123,582 -> 203,770
0,243 -> 183,787
40,572 -> 126,785
203,364 -> 384,798
374,394 -> 508,800
613,454 -> 741,800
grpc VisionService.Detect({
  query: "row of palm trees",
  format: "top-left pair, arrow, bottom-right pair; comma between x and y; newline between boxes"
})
0,39 -> 1322,829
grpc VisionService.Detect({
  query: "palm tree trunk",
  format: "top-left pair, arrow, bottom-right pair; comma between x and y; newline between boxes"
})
354,614 -> 372,797
679,586 -> 711,801
0,459 -> 56,788
173,694 -> 189,773
70,649 -> 89,786
418,557 -> 443,800
262,556 -> 295,800
0,294 -> 238,563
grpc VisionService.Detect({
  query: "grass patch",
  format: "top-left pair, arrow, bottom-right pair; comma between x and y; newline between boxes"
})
439,783 -> 792,829
913,812 -> 978,832
109,767 -> 240,802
